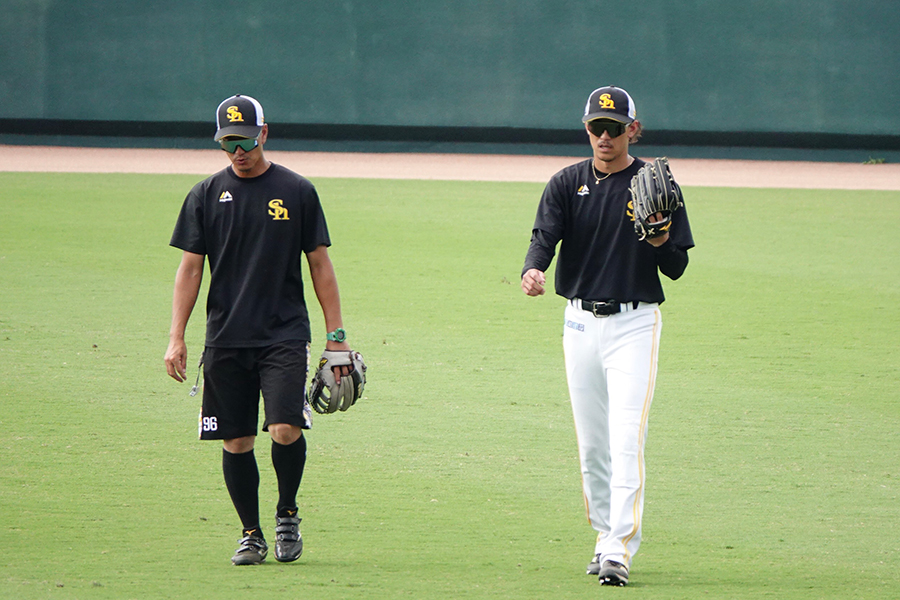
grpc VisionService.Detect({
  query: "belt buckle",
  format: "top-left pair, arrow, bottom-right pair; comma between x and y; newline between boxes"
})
591,301 -> 615,318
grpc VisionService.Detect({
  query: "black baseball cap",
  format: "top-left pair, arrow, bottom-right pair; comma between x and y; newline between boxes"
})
582,86 -> 636,124
214,95 -> 265,141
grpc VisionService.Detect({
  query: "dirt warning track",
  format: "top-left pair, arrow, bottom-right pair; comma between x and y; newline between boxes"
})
2,145 -> 899,190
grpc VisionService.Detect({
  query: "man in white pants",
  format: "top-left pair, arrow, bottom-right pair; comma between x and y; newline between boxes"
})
521,86 -> 694,586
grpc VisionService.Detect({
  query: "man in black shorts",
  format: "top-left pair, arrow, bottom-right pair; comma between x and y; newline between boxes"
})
164,94 -> 356,565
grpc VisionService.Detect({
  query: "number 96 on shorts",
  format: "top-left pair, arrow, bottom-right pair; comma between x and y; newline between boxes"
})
199,412 -> 218,435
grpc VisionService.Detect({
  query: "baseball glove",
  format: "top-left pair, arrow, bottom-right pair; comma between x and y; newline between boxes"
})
309,350 -> 367,414
629,157 -> 683,241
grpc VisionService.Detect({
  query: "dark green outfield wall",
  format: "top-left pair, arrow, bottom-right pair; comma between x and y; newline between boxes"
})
2,0 -> 897,139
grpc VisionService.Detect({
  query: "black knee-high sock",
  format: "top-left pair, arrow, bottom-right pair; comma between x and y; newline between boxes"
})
222,448 -> 262,538
271,435 -> 307,516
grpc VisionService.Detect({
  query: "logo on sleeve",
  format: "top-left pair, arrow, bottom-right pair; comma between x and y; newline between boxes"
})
268,199 -> 290,220
219,191 -> 233,202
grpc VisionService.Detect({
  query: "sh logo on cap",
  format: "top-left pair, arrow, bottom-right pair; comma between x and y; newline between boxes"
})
226,106 -> 245,123
582,86 -> 636,124
214,94 -> 265,141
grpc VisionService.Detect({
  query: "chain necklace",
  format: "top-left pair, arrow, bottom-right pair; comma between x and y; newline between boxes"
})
591,162 -> 611,184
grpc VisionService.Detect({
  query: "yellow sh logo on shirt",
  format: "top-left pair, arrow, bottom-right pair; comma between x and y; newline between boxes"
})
226,106 -> 244,123
598,93 -> 616,109
268,199 -> 289,220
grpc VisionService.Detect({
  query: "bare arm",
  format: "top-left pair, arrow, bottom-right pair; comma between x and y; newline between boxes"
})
307,245 -> 353,377
164,251 -> 204,382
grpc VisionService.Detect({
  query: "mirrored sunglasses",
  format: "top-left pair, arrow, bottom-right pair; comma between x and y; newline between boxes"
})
587,120 -> 628,138
219,136 -> 259,153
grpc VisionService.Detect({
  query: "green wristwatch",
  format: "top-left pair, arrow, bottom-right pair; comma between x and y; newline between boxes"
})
326,328 -> 347,343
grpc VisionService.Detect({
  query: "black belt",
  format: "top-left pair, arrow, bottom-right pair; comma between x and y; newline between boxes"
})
579,299 -> 640,317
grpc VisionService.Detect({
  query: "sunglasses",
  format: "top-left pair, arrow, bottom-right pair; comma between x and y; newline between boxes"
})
587,120 -> 628,138
219,136 -> 260,153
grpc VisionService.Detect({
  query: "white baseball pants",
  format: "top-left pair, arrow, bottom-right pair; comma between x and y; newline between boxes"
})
562,300 -> 661,567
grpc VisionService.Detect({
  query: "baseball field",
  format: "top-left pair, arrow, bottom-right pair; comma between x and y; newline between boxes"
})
1,147 -> 898,599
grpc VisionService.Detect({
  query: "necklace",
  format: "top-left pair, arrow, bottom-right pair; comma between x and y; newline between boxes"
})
591,162 -> 611,184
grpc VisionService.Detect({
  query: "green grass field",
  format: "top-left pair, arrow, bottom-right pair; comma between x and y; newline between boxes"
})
1,171 -> 898,599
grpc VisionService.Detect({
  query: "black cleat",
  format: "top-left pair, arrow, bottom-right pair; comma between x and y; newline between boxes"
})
598,560 -> 629,586
232,534 -> 268,565
274,512 -> 303,562
587,553 -> 602,575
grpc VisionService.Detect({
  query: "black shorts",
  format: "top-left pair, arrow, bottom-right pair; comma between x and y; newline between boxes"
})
198,340 -> 311,440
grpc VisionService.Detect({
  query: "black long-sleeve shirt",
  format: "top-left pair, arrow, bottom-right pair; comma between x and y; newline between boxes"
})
522,158 -> 694,303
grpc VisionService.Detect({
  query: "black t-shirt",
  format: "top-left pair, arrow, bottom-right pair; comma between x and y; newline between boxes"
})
170,163 -> 331,347
522,158 -> 695,303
